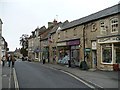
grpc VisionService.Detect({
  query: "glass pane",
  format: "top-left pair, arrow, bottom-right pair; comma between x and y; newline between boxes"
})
102,44 -> 112,63
115,43 -> 120,63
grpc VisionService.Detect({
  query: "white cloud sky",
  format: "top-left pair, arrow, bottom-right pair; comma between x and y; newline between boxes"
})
0,0 -> 119,51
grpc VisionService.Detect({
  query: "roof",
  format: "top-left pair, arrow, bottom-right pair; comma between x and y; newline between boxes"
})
62,4 -> 120,30
50,20 -> 69,33
40,26 -> 54,41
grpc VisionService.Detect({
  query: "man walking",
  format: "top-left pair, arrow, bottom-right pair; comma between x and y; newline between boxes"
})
11,54 -> 15,68
8,54 -> 12,67
2,55 -> 6,67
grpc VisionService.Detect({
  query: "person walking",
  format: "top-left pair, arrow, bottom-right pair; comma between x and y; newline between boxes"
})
8,54 -> 12,67
2,55 -> 6,67
11,54 -> 15,68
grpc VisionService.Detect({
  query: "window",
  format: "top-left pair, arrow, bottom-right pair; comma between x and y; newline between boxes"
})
91,23 -> 97,32
58,33 -> 60,39
73,28 -> 77,36
65,30 -> 68,38
102,44 -> 112,63
115,43 -> 120,63
36,52 -> 39,58
100,21 -> 108,34
111,18 -> 118,33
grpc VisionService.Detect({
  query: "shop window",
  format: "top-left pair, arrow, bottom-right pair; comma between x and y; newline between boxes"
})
111,18 -> 118,33
36,52 -> 39,58
71,46 -> 80,62
102,44 -> 112,63
115,44 -> 120,63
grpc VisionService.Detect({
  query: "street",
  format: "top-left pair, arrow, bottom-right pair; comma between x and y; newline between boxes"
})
15,59 -> 91,89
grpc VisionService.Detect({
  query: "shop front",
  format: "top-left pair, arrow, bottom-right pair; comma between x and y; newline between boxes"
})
98,35 -> 120,71
57,42 -> 70,64
66,39 -> 80,66
42,47 -> 49,63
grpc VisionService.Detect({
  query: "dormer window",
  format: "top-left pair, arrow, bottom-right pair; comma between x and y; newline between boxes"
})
111,18 -> 118,33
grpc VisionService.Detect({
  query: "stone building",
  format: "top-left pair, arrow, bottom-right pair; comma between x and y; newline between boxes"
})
55,4 -> 120,70
28,4 -> 120,71
28,26 -> 46,62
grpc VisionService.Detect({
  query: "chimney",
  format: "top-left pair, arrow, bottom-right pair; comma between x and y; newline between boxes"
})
53,19 -> 57,25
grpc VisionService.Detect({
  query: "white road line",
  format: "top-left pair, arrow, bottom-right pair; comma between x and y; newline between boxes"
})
60,70 -> 95,89
13,68 -> 19,90
41,65 -> 96,89
87,80 -> 104,88
9,67 -> 11,88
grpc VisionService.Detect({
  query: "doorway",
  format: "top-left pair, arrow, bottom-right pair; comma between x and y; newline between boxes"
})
92,50 -> 97,69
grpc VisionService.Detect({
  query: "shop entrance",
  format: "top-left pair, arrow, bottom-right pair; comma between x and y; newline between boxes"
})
115,43 -> 120,63
92,50 -> 97,69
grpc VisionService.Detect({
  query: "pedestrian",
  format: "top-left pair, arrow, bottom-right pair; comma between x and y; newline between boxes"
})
42,56 -> 45,64
11,54 -> 16,68
2,55 -> 6,67
53,55 -> 56,63
8,54 -> 12,67
11,54 -> 15,68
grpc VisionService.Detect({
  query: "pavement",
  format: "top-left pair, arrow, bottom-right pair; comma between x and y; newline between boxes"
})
42,63 -> 120,89
0,64 -> 2,90
0,62 -> 15,90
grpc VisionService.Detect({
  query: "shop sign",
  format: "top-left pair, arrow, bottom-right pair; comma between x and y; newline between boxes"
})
67,40 -> 80,45
98,36 -> 120,43
57,42 -> 66,46
92,41 -> 97,50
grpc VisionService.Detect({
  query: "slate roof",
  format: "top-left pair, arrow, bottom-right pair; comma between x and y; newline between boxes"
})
62,4 -> 120,30
50,20 -> 69,33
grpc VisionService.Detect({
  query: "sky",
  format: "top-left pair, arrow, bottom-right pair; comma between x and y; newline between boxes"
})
0,0 -> 119,51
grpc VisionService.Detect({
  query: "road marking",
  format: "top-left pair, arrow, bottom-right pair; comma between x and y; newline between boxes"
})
9,67 -> 11,88
13,68 -> 19,90
60,70 -> 95,89
41,64 -> 95,88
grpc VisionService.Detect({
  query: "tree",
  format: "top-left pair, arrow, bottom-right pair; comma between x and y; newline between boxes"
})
20,34 -> 29,57
20,34 -> 29,49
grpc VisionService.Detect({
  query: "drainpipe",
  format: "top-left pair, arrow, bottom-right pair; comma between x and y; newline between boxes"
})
83,25 -> 85,62
81,25 -> 88,70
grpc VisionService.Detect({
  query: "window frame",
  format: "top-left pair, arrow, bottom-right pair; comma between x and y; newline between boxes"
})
101,44 -> 113,64
110,18 -> 119,33
91,23 -> 97,32
100,21 -> 106,34
73,28 -> 77,36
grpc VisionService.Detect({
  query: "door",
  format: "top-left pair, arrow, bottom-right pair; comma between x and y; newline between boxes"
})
92,50 -> 97,69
